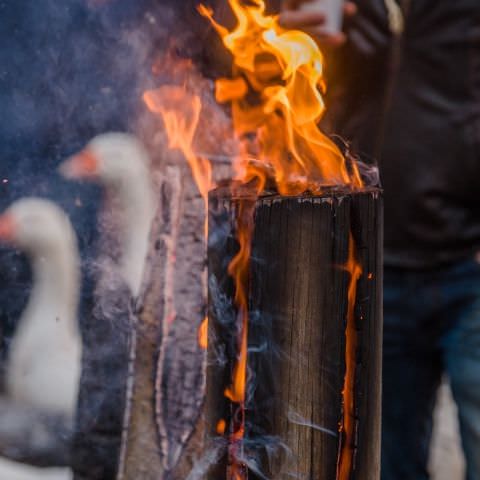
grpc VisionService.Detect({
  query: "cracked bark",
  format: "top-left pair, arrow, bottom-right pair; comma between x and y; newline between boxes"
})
117,165 -> 207,480
206,187 -> 383,480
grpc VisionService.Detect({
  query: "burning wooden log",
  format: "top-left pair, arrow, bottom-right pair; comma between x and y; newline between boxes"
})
206,185 -> 383,479
117,164 -> 208,480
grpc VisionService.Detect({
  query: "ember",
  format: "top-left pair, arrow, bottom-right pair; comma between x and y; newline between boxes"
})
139,1 -> 381,479
198,0 -> 362,194
207,187 -> 382,479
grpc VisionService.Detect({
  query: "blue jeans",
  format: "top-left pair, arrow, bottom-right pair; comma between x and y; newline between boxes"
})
381,258 -> 480,480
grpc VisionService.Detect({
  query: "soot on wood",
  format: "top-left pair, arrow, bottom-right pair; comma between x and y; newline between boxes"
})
206,186 -> 383,480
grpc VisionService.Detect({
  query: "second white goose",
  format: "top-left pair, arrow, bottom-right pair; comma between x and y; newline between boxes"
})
0,198 -> 81,415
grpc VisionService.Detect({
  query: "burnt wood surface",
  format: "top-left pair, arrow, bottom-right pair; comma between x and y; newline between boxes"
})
117,165 -> 207,480
350,191 -> 383,479
206,188 -> 383,480
72,259 -> 132,480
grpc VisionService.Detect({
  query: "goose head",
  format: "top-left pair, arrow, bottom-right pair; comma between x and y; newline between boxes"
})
60,133 -> 155,296
60,133 -> 152,191
0,198 -> 76,259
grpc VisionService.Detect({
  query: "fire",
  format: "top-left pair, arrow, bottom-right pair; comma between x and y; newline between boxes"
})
224,200 -> 254,405
143,84 -> 212,368
337,235 -> 362,480
143,86 -> 212,206
145,1 -> 365,478
217,419 -> 227,435
222,199 -> 255,479
198,316 -> 209,350
198,1 -> 365,479
199,0 -> 363,195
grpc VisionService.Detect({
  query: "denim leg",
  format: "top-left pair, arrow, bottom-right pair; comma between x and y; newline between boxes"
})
443,263 -> 480,480
381,270 -> 443,480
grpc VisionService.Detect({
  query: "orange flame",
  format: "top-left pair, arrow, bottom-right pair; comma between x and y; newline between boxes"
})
337,234 -> 362,479
217,419 -> 227,435
224,200 -> 254,405
199,0 -> 363,195
198,2 -> 365,479
143,86 -> 213,205
146,2 -> 366,478
198,316 -> 209,350
223,199 -> 255,479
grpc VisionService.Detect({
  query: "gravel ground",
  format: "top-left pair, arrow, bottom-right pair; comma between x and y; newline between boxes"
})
429,381 -> 465,480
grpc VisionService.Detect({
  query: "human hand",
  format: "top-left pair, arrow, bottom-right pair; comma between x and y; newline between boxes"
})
279,0 -> 357,47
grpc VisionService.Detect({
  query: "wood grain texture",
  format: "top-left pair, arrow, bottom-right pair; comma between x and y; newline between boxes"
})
72,212 -> 133,480
206,188 -> 383,480
117,165 -> 208,480
350,191 -> 383,480
155,165 -> 207,479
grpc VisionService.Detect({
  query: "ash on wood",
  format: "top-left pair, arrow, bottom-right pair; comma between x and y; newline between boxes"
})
206,187 -> 383,479
72,234 -> 132,480
117,165 -> 207,480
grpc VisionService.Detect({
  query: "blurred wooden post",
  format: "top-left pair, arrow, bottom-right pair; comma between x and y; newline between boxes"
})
117,165 -> 208,480
206,187 -> 383,479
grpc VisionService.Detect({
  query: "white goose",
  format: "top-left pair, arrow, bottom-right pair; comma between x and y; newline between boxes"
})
0,198 -> 81,415
62,130 -> 213,477
60,133 -> 156,477
0,198 -> 81,480
60,132 -> 156,297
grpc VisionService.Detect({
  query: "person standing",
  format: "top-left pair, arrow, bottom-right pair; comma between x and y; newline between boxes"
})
280,1 -> 480,479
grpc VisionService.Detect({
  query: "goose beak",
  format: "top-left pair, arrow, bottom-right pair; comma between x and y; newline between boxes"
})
59,148 -> 99,180
0,214 -> 16,243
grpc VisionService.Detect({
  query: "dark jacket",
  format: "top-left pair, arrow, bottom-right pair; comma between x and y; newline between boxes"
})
328,0 -> 480,268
